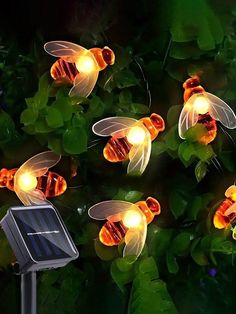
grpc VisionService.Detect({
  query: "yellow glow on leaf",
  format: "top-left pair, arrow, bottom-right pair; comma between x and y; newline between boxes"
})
127,126 -> 146,145
17,173 -> 37,191
123,210 -> 142,228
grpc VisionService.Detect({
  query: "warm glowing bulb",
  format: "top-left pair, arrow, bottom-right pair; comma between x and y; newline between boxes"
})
75,56 -> 95,73
123,210 -> 142,228
193,96 -> 209,114
127,126 -> 146,145
18,173 -> 37,191
231,193 -> 236,201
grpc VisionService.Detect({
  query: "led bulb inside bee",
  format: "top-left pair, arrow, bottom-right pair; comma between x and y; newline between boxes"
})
231,193 -> 236,201
193,96 -> 209,114
123,210 -> 142,228
127,126 -> 146,145
18,173 -> 37,191
75,56 -> 95,73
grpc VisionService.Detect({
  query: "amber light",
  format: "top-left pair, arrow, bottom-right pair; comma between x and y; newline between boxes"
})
17,173 -> 37,191
122,210 -> 142,228
75,55 -> 95,73
127,126 -> 146,145
193,96 -> 209,114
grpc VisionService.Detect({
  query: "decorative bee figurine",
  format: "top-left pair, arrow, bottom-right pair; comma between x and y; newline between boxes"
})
88,197 -> 161,258
213,185 -> 236,240
44,41 -> 115,98
178,76 -> 236,144
92,114 -> 165,174
0,151 -> 67,206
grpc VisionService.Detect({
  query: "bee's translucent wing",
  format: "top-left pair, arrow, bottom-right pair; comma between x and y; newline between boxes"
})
17,151 -> 61,178
92,117 -> 137,137
14,186 -> 48,206
14,151 -> 61,206
88,200 -> 137,221
127,124 -> 151,174
69,70 -> 99,98
44,41 -> 87,63
204,92 -> 236,129
232,226 -> 236,240
123,212 -> 147,258
178,97 -> 199,139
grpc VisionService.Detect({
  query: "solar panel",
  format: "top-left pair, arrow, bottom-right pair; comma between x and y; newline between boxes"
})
0,204 -> 79,273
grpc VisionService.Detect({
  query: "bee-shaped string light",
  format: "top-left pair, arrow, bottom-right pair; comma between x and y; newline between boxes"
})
178,76 -> 236,144
92,114 -> 165,174
88,197 -> 161,258
44,41 -> 115,98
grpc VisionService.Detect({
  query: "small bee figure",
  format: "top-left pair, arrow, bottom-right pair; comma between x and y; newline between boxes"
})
92,114 -> 165,174
44,41 -> 115,98
213,185 -> 236,234
0,151 -> 67,206
88,197 -> 161,258
178,76 -> 236,144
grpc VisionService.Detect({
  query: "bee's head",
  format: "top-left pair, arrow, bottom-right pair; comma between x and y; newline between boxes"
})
146,197 -> 161,216
183,76 -> 200,90
102,47 -> 115,65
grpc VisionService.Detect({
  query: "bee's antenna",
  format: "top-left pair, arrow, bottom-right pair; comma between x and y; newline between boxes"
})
162,36 -> 172,70
210,156 -> 224,175
133,57 -> 152,109
87,138 -> 103,149
218,124 -> 236,148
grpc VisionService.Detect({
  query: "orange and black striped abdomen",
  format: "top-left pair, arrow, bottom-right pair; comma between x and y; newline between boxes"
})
99,221 -> 127,246
213,198 -> 235,229
50,59 -> 78,84
103,137 -> 132,162
36,171 -> 67,198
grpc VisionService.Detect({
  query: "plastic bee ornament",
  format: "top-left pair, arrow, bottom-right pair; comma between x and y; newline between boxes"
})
0,151 -> 67,206
92,114 -> 165,174
178,76 -> 236,144
44,41 -> 115,98
213,185 -> 236,238
88,197 -> 161,258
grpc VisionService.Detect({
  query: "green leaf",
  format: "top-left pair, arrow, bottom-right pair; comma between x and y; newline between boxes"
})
125,190 -> 144,202
119,90 -> 132,104
171,232 -> 191,255
151,141 -> 166,156
48,136 -> 63,154
46,107 -> 64,128
94,238 -> 118,261
166,252 -> 179,274
164,125 -> 181,151
137,257 -> 159,279
195,160 -> 208,182
34,73 -> 50,109
20,108 -> 38,125
52,97 -> 73,122
184,124 -> 208,142
169,190 -> 188,219
111,257 -> 135,291
35,118 -> 53,133
130,103 -> 150,114
191,238 -> 208,266
167,105 -> 182,127
63,127 -> 87,154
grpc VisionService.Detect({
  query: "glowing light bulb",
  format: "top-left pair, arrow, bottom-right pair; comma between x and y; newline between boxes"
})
193,96 -> 209,114
231,193 -> 236,201
123,210 -> 142,228
127,126 -> 146,145
75,56 -> 95,73
18,173 -> 37,191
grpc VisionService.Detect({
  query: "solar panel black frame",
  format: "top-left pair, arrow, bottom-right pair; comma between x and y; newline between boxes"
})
0,204 -> 79,273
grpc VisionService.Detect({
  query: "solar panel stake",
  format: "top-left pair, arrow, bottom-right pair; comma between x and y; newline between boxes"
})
0,204 -> 79,314
21,271 -> 37,314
